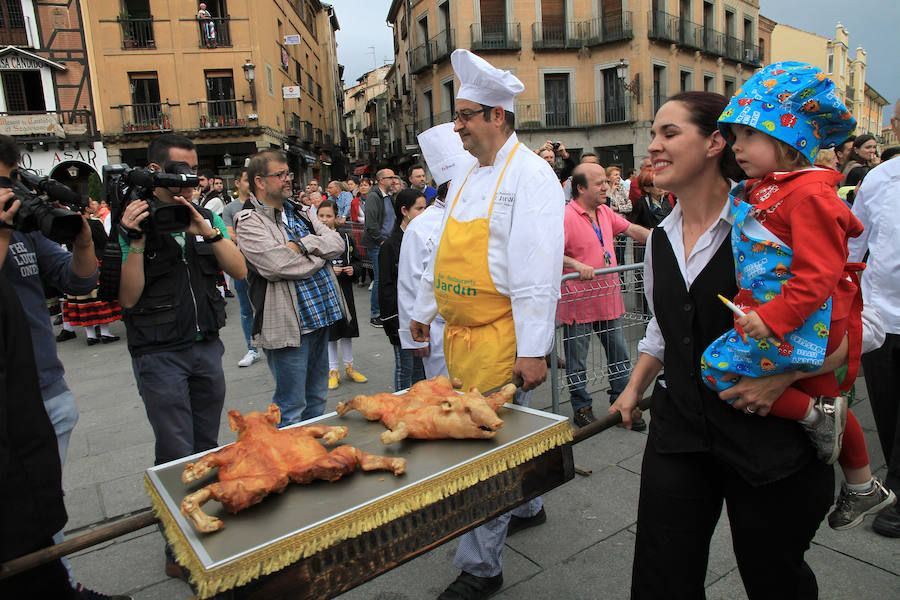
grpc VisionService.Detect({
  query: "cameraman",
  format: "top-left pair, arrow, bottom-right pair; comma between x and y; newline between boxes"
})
537,140 -> 575,185
117,133 -> 245,476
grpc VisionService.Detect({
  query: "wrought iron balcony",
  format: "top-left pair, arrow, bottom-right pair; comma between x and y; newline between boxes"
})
411,30 -> 455,74
647,11 -> 679,44
470,22 -> 521,51
119,16 -> 156,50
196,16 -> 232,48
515,100 -> 633,130
0,109 -> 96,141
582,12 -> 634,47
191,99 -> 251,130
410,42 -> 431,74
532,21 -> 584,50
113,102 -> 174,133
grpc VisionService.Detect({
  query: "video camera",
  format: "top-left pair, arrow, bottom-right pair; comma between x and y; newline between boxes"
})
0,169 -> 87,244
102,161 -> 199,236
97,161 -> 199,301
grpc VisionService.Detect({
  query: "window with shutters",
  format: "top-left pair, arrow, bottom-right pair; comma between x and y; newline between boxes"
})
0,0 -> 27,46
479,0 -> 506,46
206,71 -> 236,121
544,73 -> 569,127
2,70 -> 44,112
541,0 -> 565,45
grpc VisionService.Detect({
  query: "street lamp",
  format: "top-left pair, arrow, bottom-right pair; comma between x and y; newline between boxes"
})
243,58 -> 256,109
67,164 -> 79,178
223,153 -> 232,167
617,58 -> 641,103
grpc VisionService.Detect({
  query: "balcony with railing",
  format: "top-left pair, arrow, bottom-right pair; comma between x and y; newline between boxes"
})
410,41 -> 431,74
196,16 -> 232,48
532,21 -> 583,50
582,12 -> 633,47
191,99 -> 251,130
411,30 -> 455,74
515,100 -> 633,130
0,109 -> 96,141
470,22 -> 521,51
845,86 -> 856,101
647,11 -> 679,44
113,102 -> 174,133
119,16 -> 156,49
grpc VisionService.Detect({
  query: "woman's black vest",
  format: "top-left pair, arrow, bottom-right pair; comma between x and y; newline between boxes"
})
123,205 -> 226,356
648,228 -> 814,486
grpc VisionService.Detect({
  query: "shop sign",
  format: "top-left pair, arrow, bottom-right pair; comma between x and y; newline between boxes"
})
17,142 -> 109,177
284,35 -> 301,45
0,113 -> 65,137
0,54 -> 44,70
283,86 -> 301,99
371,138 -> 380,146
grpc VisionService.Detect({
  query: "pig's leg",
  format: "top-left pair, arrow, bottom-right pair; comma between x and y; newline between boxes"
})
335,394 -> 395,419
293,425 -> 348,444
381,421 -> 410,445
296,445 -> 405,483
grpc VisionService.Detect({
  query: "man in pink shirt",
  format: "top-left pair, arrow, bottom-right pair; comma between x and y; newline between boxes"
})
560,163 -> 649,427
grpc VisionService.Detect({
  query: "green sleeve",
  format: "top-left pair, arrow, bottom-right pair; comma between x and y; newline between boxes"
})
212,213 -> 231,240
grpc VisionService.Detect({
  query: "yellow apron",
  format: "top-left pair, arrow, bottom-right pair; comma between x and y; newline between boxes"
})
433,143 -> 521,392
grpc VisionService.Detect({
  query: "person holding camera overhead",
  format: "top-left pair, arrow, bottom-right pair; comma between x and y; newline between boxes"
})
537,139 -> 576,185
116,134 -> 245,578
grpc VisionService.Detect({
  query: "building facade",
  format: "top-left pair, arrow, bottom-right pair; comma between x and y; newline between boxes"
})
342,64 -> 390,175
0,0 -> 107,196
385,0 -> 762,176
769,21 -> 887,138
82,0 -> 345,186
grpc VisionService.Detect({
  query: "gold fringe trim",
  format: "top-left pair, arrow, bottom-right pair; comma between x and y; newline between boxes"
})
146,421 -> 573,599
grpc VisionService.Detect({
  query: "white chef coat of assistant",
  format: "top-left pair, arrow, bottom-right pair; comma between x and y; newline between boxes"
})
410,133 -> 564,358
399,197 -> 449,377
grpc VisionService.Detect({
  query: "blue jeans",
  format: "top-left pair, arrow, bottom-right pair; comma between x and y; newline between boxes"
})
563,319 -> 631,412
392,345 -> 425,391
264,327 -> 329,426
369,244 -> 380,319
233,277 -> 256,352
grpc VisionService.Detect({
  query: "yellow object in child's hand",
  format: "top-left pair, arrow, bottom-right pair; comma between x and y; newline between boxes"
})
737,311 -> 773,341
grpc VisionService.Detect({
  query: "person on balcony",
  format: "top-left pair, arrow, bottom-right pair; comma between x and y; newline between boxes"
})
197,3 -> 217,48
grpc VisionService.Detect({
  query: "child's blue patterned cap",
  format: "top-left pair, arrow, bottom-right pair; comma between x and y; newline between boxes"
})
717,61 -> 856,162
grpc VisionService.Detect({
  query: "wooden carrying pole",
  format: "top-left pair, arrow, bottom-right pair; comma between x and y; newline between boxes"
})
0,396 -> 652,580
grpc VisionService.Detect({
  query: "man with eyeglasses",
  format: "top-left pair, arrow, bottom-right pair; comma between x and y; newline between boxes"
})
235,150 -> 347,426
361,168 -> 399,327
410,50 -> 563,600
117,134 -> 246,579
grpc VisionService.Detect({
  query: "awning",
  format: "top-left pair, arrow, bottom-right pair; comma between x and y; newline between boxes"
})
299,150 -> 318,165
352,165 -> 371,176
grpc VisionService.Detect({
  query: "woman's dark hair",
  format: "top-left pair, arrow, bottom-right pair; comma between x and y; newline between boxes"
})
317,198 -> 338,215
665,91 -> 745,182
880,146 -> 900,162
436,181 -> 450,202
847,133 -> 876,166
393,188 -> 424,233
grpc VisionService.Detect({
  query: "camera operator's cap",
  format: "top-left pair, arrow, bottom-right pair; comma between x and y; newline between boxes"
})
717,61 -> 856,163
417,123 -> 473,186
452,49 -> 524,113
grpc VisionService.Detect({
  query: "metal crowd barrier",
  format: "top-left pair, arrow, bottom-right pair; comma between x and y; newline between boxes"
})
549,238 -> 651,414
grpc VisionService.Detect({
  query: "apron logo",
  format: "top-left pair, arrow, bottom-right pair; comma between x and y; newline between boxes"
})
496,192 -> 515,206
435,274 -> 477,297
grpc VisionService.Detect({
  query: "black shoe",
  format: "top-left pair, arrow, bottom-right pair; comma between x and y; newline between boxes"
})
438,571 -> 503,600
370,317 -> 383,328
873,503 -> 900,538
100,335 -> 120,344
75,583 -> 134,600
53,314 -> 63,325
507,506 -> 547,536
87,337 -> 100,346
56,329 -> 76,342
224,289 -> 234,297
573,406 -> 596,428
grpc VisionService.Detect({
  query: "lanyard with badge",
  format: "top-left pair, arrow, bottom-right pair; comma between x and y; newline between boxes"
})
586,214 -> 612,266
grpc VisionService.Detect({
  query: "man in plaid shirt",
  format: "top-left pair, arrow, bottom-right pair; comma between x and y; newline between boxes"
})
235,150 -> 348,425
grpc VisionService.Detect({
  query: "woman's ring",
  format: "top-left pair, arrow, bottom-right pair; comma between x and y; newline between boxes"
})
745,406 -> 756,414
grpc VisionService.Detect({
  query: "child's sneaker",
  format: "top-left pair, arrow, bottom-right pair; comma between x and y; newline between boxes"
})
801,396 -> 846,464
828,477 -> 897,530
328,369 -> 340,390
345,363 -> 368,383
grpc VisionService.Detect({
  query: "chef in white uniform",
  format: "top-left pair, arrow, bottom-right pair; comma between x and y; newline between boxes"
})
398,123 -> 471,378
409,49 -> 564,600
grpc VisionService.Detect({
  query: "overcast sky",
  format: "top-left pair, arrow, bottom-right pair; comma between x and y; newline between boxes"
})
329,0 -> 898,122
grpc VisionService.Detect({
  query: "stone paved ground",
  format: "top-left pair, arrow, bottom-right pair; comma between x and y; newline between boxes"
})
53,284 -> 899,599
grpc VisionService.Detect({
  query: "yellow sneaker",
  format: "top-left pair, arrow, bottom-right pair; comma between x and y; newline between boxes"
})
345,364 -> 368,383
328,369 -> 340,390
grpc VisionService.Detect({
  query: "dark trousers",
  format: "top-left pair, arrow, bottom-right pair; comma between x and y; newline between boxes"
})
0,538 -> 75,598
632,440 -> 833,600
132,338 -> 226,465
862,333 -> 900,495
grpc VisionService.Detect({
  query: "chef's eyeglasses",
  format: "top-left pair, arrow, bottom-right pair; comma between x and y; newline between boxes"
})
261,171 -> 294,181
452,107 -> 493,122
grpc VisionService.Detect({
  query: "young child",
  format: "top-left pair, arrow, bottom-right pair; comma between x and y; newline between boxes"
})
316,200 -> 367,389
378,188 -> 427,391
702,61 -> 895,530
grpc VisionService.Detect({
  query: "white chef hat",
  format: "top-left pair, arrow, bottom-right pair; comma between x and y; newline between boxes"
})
452,49 -> 524,113
417,122 -> 472,185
